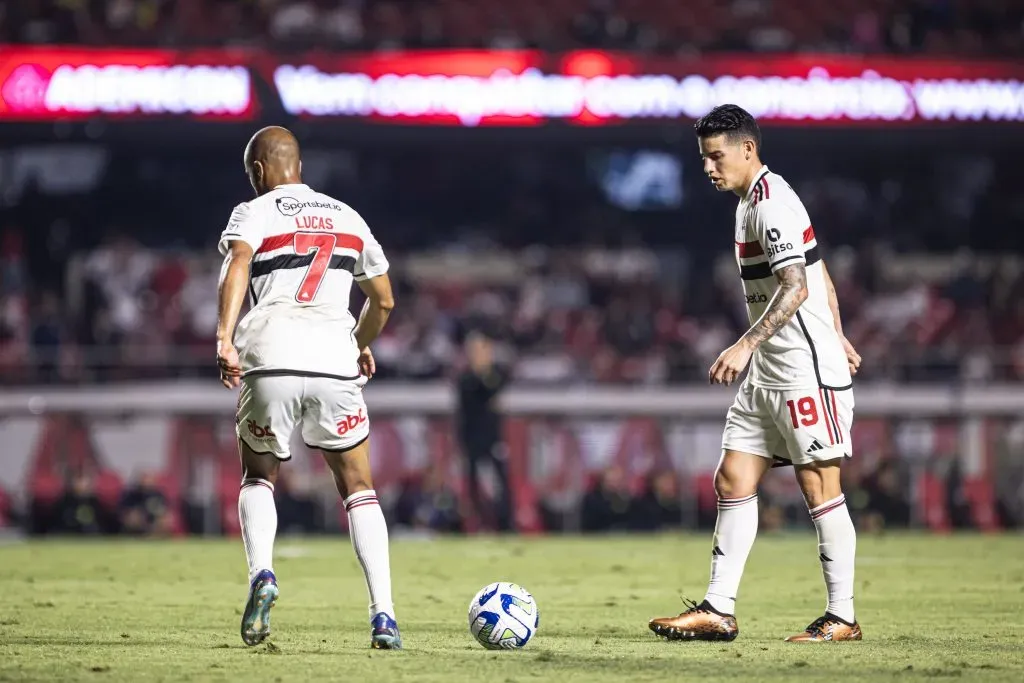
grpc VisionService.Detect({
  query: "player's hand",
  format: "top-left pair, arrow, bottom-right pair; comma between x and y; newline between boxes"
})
710,339 -> 755,386
358,347 -> 376,379
216,339 -> 242,389
841,335 -> 861,376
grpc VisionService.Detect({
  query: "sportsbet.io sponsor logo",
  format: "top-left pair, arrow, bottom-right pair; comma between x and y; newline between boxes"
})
745,293 -> 768,304
275,196 -> 345,216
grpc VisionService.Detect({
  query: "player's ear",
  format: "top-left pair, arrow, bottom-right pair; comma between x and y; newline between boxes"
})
744,140 -> 754,160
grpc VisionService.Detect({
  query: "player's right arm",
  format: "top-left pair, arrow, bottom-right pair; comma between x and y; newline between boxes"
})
821,261 -> 861,375
352,226 -> 394,378
215,202 -> 263,388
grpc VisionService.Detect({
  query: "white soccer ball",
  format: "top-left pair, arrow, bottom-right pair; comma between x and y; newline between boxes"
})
468,582 -> 539,650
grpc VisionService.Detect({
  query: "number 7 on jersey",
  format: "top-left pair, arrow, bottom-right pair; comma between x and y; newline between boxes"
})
293,232 -> 337,303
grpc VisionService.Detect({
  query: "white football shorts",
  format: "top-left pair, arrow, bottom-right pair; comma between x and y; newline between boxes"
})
721,380 -> 854,466
236,374 -> 370,460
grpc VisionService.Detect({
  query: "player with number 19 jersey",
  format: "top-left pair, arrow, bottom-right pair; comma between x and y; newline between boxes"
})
218,183 -> 389,381
725,167 -> 853,465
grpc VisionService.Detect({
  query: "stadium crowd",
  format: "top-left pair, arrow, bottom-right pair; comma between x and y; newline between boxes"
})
1,0 -> 1022,57
2,232 -> 1023,385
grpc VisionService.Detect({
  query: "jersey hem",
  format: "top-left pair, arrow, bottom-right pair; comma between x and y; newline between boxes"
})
745,378 -> 854,392
242,368 -> 362,382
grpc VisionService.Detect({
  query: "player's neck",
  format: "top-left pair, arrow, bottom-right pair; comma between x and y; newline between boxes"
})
271,177 -> 302,190
735,163 -> 766,198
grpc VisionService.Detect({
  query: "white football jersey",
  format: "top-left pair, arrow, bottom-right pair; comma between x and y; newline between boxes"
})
218,183 -> 389,380
733,167 -> 852,391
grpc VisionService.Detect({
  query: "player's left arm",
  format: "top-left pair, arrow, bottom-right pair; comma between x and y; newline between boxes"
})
821,260 -> 861,375
216,239 -> 254,388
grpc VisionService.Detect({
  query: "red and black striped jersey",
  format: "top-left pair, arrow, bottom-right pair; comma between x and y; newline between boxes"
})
733,167 -> 852,391
218,183 -> 389,380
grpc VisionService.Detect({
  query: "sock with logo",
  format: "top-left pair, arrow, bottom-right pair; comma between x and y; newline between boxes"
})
810,494 -> 856,623
239,478 -> 277,583
345,489 -> 395,618
703,494 -> 759,615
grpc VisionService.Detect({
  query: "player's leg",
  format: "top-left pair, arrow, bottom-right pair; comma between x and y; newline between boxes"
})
320,440 -> 401,649
704,449 -> 773,614
774,388 -> 861,642
483,444 -> 514,532
650,383 -> 777,641
235,376 -> 301,646
303,377 -> 400,649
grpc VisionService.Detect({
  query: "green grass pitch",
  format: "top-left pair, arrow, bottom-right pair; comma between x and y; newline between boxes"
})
1,533 -> 1022,682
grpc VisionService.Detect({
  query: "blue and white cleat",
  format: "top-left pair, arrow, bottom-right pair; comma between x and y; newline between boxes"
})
241,569 -> 279,646
370,612 -> 402,650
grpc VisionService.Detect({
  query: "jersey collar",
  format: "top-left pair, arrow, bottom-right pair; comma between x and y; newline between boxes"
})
744,166 -> 769,201
273,183 -> 309,191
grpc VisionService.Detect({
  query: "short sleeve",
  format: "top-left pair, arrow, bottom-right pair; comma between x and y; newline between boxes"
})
355,228 -> 389,281
753,200 -> 808,273
218,202 -> 263,255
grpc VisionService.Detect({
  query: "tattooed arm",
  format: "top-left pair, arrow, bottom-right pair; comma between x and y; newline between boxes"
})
741,262 -> 809,348
709,263 -> 807,385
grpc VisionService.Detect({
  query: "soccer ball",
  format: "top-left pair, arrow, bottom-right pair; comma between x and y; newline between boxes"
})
468,582 -> 539,650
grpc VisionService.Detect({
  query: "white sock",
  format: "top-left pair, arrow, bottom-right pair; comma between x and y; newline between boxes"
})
704,494 -> 758,615
239,478 -> 277,583
345,489 -> 395,619
810,494 -> 856,623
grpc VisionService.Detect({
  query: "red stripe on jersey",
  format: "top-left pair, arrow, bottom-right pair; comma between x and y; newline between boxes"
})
803,226 -> 815,244
760,177 -> 770,199
257,232 -> 364,255
736,240 -> 764,257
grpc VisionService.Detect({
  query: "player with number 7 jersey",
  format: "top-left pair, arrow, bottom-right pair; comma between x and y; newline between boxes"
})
216,127 -> 400,651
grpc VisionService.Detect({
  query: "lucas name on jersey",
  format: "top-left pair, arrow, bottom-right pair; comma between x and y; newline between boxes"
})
292,215 -> 336,231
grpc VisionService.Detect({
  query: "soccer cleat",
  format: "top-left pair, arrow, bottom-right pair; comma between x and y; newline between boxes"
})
369,612 -> 403,650
241,569 -> 279,647
785,613 -> 862,642
649,599 -> 739,642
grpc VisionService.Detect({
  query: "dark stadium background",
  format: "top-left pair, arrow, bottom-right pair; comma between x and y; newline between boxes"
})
1,0 -> 1023,540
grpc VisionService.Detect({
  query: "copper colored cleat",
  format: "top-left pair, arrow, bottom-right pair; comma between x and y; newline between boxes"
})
649,599 -> 739,642
785,613 -> 862,642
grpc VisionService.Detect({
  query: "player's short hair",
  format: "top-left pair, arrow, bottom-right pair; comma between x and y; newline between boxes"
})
694,104 -> 762,153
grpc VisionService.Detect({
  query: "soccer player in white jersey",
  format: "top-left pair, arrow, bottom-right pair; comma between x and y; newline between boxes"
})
215,126 -> 401,649
649,105 -> 864,643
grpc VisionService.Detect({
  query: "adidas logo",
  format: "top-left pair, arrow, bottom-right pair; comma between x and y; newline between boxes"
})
820,552 -> 833,562
806,439 -> 826,454
712,546 -> 725,557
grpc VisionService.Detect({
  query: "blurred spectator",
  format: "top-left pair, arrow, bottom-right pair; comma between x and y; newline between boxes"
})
393,469 -> 463,533
55,474 -> 116,535
580,466 -> 633,532
851,460 -> 911,532
118,472 -> 173,536
629,470 -> 683,531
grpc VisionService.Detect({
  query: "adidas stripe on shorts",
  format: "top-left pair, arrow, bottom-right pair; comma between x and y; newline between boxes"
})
722,380 -> 854,465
